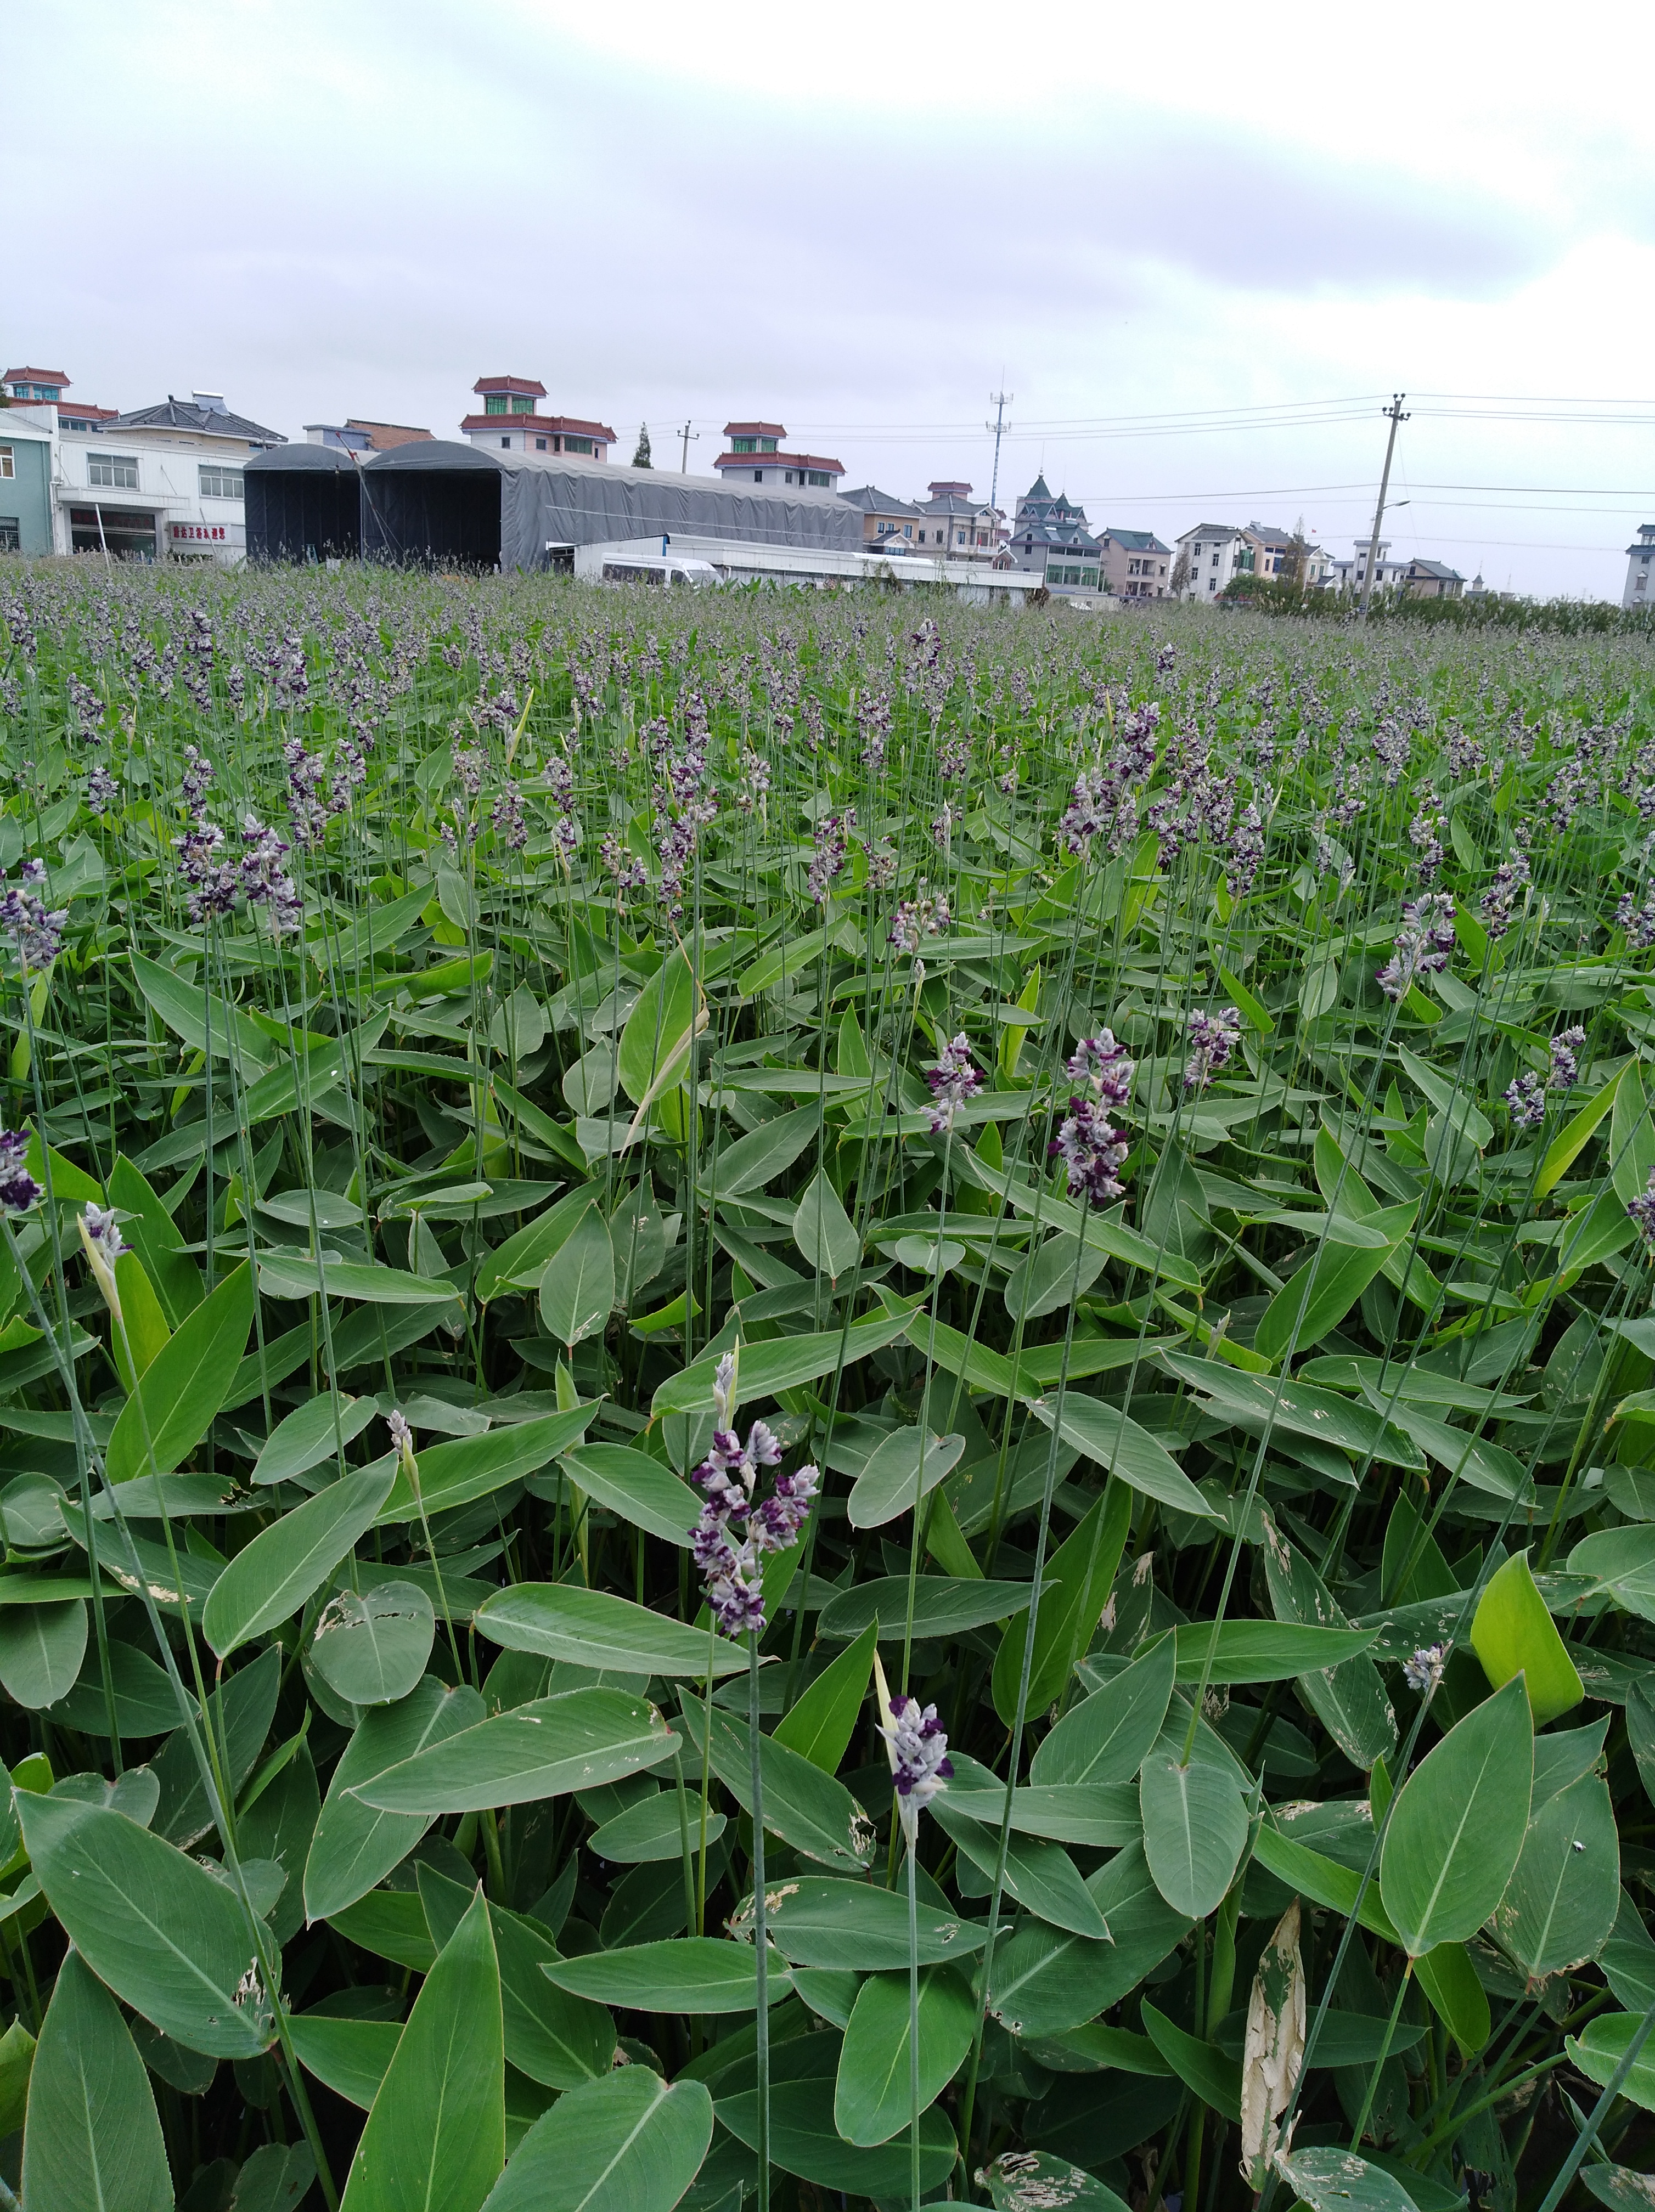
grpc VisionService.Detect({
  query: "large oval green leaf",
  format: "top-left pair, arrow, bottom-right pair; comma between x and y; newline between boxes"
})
1379,1673 -> 1533,1955
539,1205 -> 615,1349
0,1597 -> 88,1709
558,1445 -> 699,1549
542,1937 -> 789,2014
303,1677 -> 487,1922
18,1793 -> 274,2058
21,1949 -> 171,2212
475,1581 -> 748,1678
105,1262 -> 253,1485
340,1884 -> 505,2212
1263,1517 -> 1397,1771
1498,1770 -> 1620,1978
480,2066 -> 713,2212
351,1686 -> 678,1814
311,1581 -> 436,1706
992,1481 -> 1132,1727
1032,1634 -> 1176,1787
203,1459 -> 396,1657
1470,1550 -> 1585,1724
834,1963 -> 976,2145
1139,1742 -> 1248,1918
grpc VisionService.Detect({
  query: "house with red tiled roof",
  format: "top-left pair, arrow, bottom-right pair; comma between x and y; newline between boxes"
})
712,422 -> 843,492
3,367 -> 119,428
460,376 -> 616,460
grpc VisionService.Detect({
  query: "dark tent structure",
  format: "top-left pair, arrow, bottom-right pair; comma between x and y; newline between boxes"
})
243,444 -> 363,563
358,441 -> 505,569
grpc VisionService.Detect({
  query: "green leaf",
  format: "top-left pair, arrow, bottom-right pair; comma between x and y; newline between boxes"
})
1139,1743 -> 1248,1918
18,1792 -> 273,2058
251,1392 -> 380,1486
152,1644 -> 279,1848
475,1582 -> 748,1678
1568,1525 -> 1655,1622
932,1798 -> 1111,1939
717,2059 -> 957,2199
816,1575 -> 1028,1644
986,1841 -> 1190,2038
1581,2165 -> 1655,2212
1171,1620 -> 1381,1685
340,1884 -> 505,2212
417,1866 -> 613,2088
650,1307 -> 916,1417
1032,1634 -> 1176,1789
258,1254 -> 463,1305
557,1445 -> 699,1548
480,2067 -> 714,2212
1379,1674 -> 1533,1955
227,2143 -> 316,2212
772,1621 -> 877,1773
1254,1203 -> 1415,1363
792,1167 -> 859,1283
475,1185 -> 599,1302
588,1792 -> 726,1864
1263,1517 -> 1396,1770
1160,1353 -> 1426,1470
1470,1550 -> 1584,1724
1498,1770 -> 1620,1978
1275,2145 -> 1424,2212
325,1891 -> 435,1973
834,1962 -> 975,2145
1411,1942 -> 1491,2061
755,1874 -> 988,1971
931,1780 -> 1139,1849
708,1106 -> 821,1197
539,1205 -> 615,1348
130,950 -> 274,1071
1004,1232 -> 1109,1322
303,1677 -> 487,1922
352,1686 -> 678,1814
542,1937 -> 788,2014
1028,1392 -> 1219,1521
1141,1997 -> 1241,2121
1567,2012 -> 1655,2114
1611,1059 -> 1655,1205
21,1949 -> 171,2212
1538,1066 -> 1623,1198
847,1426 -> 965,1530
0,2017 -> 35,2138
982,2151 -> 1133,2212
617,946 -> 701,1104
105,1262 -> 254,1485
680,1701 -> 876,1871
377,1409 -> 598,1524
204,1459 -> 397,1657
0,1597 -> 87,1709
993,1480 -> 1132,1725
311,1581 -> 436,1706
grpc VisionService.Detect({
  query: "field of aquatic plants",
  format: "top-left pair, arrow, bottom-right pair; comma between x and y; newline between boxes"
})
2,566 -> 1655,2212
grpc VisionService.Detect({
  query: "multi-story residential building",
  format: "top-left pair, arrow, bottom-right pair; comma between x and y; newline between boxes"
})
4,380 -> 283,562
1403,558 -> 1465,600
1327,538 -> 1410,597
1100,528 -> 1172,598
1625,524 -> 1655,611
841,486 -> 923,548
2,366 -> 119,430
0,411 -> 55,554
1174,523 -> 1248,599
460,376 -> 616,460
712,422 -> 845,492
305,419 -> 434,452
1010,476 -> 1104,592
1239,520 -> 1331,586
913,481 -> 999,556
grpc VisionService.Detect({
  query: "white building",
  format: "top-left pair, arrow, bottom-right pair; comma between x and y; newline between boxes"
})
1174,523 -> 1249,599
1327,538 -> 1410,597
1625,524 -> 1655,611
712,421 -> 845,492
6,388 -> 284,563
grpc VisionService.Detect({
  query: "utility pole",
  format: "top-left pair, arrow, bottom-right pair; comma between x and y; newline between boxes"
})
677,420 -> 700,475
1359,393 -> 1409,618
985,388 -> 1012,543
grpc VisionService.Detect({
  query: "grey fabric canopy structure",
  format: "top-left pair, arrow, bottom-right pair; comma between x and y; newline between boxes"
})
244,444 -> 363,562
246,440 -> 862,572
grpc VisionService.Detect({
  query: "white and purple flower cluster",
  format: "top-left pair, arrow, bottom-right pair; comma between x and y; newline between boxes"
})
1183,1006 -> 1241,1093
888,884 -> 950,957
1629,1168 -> 1655,1255
1376,891 -> 1455,1002
1480,851 -> 1529,940
0,860 -> 69,971
690,1353 -> 819,1639
1549,1025 -> 1585,1092
925,1035 -> 982,1135
882,1695 -> 953,1836
1050,1034 -> 1135,1209
0,1132 -> 42,1217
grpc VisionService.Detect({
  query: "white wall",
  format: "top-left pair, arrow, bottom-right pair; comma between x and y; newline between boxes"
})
53,427 -> 249,562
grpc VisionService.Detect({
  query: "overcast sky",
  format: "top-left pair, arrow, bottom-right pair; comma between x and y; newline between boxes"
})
9,0 -> 1654,597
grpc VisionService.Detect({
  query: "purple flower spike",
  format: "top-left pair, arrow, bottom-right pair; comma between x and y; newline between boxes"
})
0,1132 -> 42,1217
1376,892 -> 1455,1002
883,1695 -> 953,1836
1051,1097 -> 1129,1208
926,1035 -> 982,1135
1183,1007 -> 1241,1093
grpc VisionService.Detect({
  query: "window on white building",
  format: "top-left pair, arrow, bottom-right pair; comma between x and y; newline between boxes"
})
0,448 -> 12,478
89,454 -> 138,489
199,466 -> 244,500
